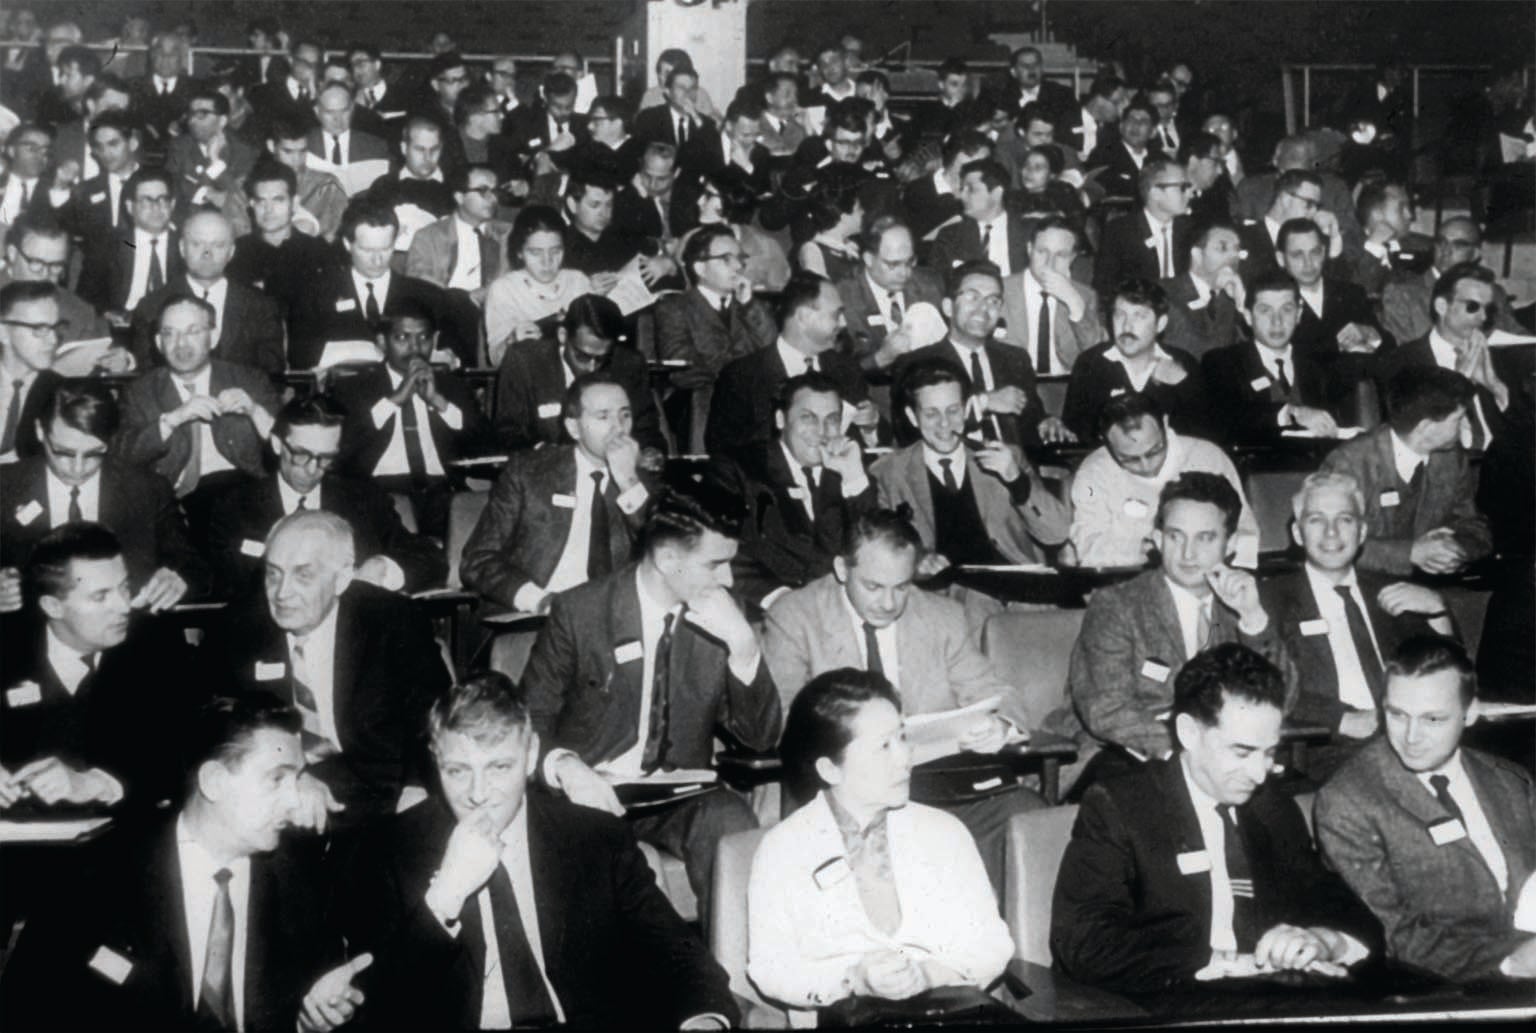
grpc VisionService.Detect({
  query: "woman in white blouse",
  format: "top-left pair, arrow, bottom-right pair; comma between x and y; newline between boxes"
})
747,669 -> 1013,1026
482,205 -> 591,366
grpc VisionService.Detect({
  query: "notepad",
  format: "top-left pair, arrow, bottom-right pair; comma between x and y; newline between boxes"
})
0,815 -> 111,843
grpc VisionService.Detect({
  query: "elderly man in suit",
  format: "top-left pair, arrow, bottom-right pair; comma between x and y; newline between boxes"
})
130,32 -> 194,142
306,80 -> 391,187
763,508 -> 1043,893
463,373 -> 655,614
204,394 -> 445,599
203,510 -> 450,828
705,271 -> 880,461
1093,157 -> 1191,299
837,216 -> 944,373
117,294 -> 279,539
1316,636 -> 1536,983
1262,472 -> 1456,784
1000,215 -> 1106,377
1047,473 -> 1293,786
129,210 -> 286,375
338,672 -> 738,1030
1380,218 -> 1525,345
0,694 -> 371,1032
1052,645 -> 1381,1006
1319,366 -> 1492,577
75,166 -> 183,316
929,159 -> 1030,277
2,380 -> 202,613
519,488 -> 782,915
165,84 -> 260,219
1160,220 -> 1246,360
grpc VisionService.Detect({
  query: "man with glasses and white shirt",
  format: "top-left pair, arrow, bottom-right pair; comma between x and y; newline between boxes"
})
0,215 -> 115,352
1093,157 -> 1192,298
1237,169 -> 1344,286
76,166 -> 182,316
0,281 -> 68,464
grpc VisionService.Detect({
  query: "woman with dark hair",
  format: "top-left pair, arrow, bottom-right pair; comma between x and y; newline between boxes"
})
795,170 -> 865,282
747,669 -> 1012,1024
483,204 -> 594,365
693,166 -> 790,291
1015,144 -> 1085,221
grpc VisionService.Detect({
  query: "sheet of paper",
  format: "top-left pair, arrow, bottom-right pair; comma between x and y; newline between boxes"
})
0,815 -> 111,843
1280,425 -> 1364,440
1488,329 -> 1536,348
600,768 -> 718,787
50,337 -> 115,377
955,563 -> 1056,574
392,202 -> 438,251
905,696 -> 1004,766
607,256 -> 660,316
1476,701 -> 1536,720
1515,873 -> 1536,932
901,301 -> 949,348
307,156 -> 390,197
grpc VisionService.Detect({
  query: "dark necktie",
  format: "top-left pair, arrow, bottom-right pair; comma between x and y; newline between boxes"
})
677,116 -> 688,145
587,471 -> 611,580
0,379 -> 24,454
1333,585 -> 1384,700
1219,805 -> 1259,952
296,494 -> 308,510
197,868 -> 236,1030
399,396 -> 430,486
68,485 -> 83,523
364,281 -> 381,323
1036,295 -> 1052,373
979,221 -> 992,257
968,350 -> 986,392
298,83 -> 311,104
938,458 -> 959,493
801,466 -> 820,520
485,867 -> 557,1025
641,612 -> 676,772
1428,773 -> 1464,825
1274,358 -> 1292,397
148,237 -> 165,292
330,134 -> 343,165
862,621 -> 884,676
1405,461 -> 1425,495
20,179 -> 32,207
887,290 -> 904,328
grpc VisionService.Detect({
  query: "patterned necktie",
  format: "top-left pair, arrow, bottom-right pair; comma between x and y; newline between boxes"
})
641,612 -> 676,772
290,642 -> 335,761
887,290 -> 904,328
938,458 -> 959,493
0,379 -> 24,454
197,868 -> 236,1029
862,621 -> 884,676
1036,295 -> 1052,374
1333,585 -> 1384,699
1219,805 -> 1260,952
1428,773 -> 1464,824
68,486 -> 83,523
587,471 -> 611,580
1195,600 -> 1212,654
148,237 -> 165,293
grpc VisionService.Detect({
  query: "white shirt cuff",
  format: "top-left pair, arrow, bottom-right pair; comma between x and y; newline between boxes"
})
438,402 -> 464,430
840,469 -> 870,497
204,159 -> 227,180
91,770 -> 125,806
513,581 -> 548,613
377,556 -> 406,592
616,482 -> 649,515
370,397 -> 399,430
727,647 -> 762,686
1335,933 -> 1371,967
759,585 -> 791,611
423,881 -> 464,936
542,747 -> 580,788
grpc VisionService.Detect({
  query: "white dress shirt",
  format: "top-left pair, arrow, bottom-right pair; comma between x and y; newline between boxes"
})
530,448 -> 607,606
0,174 -> 39,223
1145,209 -> 1175,278
166,366 -> 235,476
448,215 -> 483,291
978,213 -> 1011,274
368,366 -> 461,477
1298,282 -> 1325,318
1180,756 -> 1242,951
177,819 -> 252,1031
153,75 -> 179,96
780,440 -> 821,523
45,466 -> 100,527
1077,108 -> 1099,160
1416,751 -> 1509,893
1302,564 -> 1382,710
476,805 -> 566,1028
775,337 -> 820,377
0,367 -> 38,459
349,268 -> 391,316
276,476 -> 320,515
600,570 -> 685,776
1104,344 -> 1174,392
1254,342 -> 1295,388
864,272 -> 906,329
325,129 -> 352,165
839,586 -> 901,690
187,277 -> 228,343
1021,270 -> 1065,374
106,169 -> 132,227
45,623 -> 99,696
127,228 -> 173,310
287,606 -> 343,751
1166,578 -> 1214,660
1427,330 -> 1496,444
1388,429 -> 1426,486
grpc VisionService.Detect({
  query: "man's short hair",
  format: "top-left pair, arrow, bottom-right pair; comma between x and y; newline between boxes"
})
959,157 -> 1009,194
1155,471 -> 1242,536
1096,390 -> 1165,440
88,108 -> 143,143
186,83 -> 230,116
156,291 -> 215,329
896,355 -> 971,412
944,258 -> 1002,298
563,293 -> 626,344
1247,268 -> 1301,308
449,161 -> 496,195
683,224 -> 737,286
657,48 -> 694,72
1430,261 -> 1497,314
1191,218 -> 1238,250
347,42 -> 382,63
662,66 -> 696,90
1088,75 -> 1125,101
762,71 -> 799,99
1173,643 -> 1287,728
1178,131 -> 1224,165
340,200 -> 399,242
1276,217 -> 1325,254
565,170 -> 618,204
822,99 -> 868,139
1017,101 -> 1055,132
183,695 -> 303,796
839,508 -> 923,564
1386,634 -> 1477,706
244,159 -> 297,199
429,671 -> 531,746
941,129 -> 991,169
23,521 -> 123,601
775,370 -> 842,416
777,269 -> 831,326
1290,470 -> 1365,522
273,393 -> 347,439
588,94 -> 629,127
426,52 -> 467,81
401,116 -> 444,146
8,211 -> 70,254
1112,277 -> 1169,320
641,140 -> 677,168
1027,213 -> 1080,248
266,508 -> 356,565
125,165 -> 176,201
45,378 -> 119,441
0,279 -> 57,316
266,115 -> 311,145
543,71 -> 578,100
1137,157 -> 1181,200
1272,168 -> 1322,206
937,57 -> 969,80
1355,180 -> 1407,228
1385,366 -> 1474,436
87,73 -> 131,104
453,84 -> 495,128
723,96 -> 765,125
856,214 -> 911,256
639,486 -> 745,554
1121,95 -> 1159,125
382,298 -> 436,335
56,44 -> 100,77
562,371 -> 629,421
855,69 -> 889,93
1024,143 -> 1065,176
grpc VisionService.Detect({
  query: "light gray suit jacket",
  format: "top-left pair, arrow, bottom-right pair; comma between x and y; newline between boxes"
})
999,271 -> 1107,374
404,215 -> 513,294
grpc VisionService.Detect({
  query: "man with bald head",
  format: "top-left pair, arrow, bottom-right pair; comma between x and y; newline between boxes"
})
203,509 -> 451,828
838,215 -> 944,373
1380,217 -> 1525,345
130,209 -> 286,374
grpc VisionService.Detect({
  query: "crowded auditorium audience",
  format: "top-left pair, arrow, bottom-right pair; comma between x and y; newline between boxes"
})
0,8 -> 1533,1030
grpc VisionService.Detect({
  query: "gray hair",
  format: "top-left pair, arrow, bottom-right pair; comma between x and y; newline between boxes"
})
266,509 -> 356,568
1290,471 -> 1366,522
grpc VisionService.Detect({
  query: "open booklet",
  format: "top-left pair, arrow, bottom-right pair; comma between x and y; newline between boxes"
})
905,696 -> 1026,767
306,156 -> 390,198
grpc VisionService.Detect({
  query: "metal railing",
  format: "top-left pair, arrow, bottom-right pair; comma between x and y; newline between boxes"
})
1280,62 -> 1535,136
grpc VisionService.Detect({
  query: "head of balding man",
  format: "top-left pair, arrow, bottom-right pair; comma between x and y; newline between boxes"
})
263,510 -> 356,636
1273,135 -> 1315,173
180,211 -> 235,284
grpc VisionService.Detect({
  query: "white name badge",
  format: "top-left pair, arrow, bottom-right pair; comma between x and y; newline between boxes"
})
866,314 -> 888,328
1109,387 -> 1127,398
6,682 -> 42,707
613,640 -> 643,665
1249,376 -> 1272,392
1379,490 -> 1401,508
89,191 -> 106,204
14,499 -> 44,526
89,945 -> 133,984
1141,660 -> 1171,682
786,486 -> 806,499
1122,498 -> 1150,519
813,857 -> 852,890
1144,235 -> 1159,249
239,538 -> 265,558
1429,818 -> 1468,846
551,493 -> 576,509
528,137 -> 543,148
335,297 -> 357,313
1298,618 -> 1329,637
1177,850 -> 1212,875
255,661 -> 286,682
537,402 -> 561,419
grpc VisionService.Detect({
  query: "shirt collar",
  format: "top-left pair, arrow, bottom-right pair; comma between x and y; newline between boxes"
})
351,268 -> 390,297
176,813 -> 252,876
1414,749 -> 1467,785
825,785 -> 890,841
287,600 -> 340,655
780,439 -> 819,484
398,165 -> 444,182
695,283 -> 730,311
932,167 -> 953,196
1304,559 -> 1359,596
1179,751 -> 1225,816
1427,329 -> 1460,369
45,622 -> 95,684
1389,428 -> 1426,482
172,365 -> 213,398
1255,342 -> 1294,371
921,442 -> 966,486
775,337 -> 816,376
276,474 -> 320,513
635,566 -> 682,634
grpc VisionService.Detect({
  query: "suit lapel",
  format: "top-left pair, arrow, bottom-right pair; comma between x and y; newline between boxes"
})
1462,752 -> 1530,903
152,822 -> 197,1014
245,851 -> 276,1026
332,592 -> 360,750
606,570 -> 645,754
524,795 -> 567,967
1289,574 -> 1341,701
1156,760 -> 1214,920
901,446 -> 937,545
1378,747 -> 1500,888
1147,574 -> 1189,664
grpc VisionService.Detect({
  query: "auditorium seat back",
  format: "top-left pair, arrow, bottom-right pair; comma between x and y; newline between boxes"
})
711,827 -> 789,1028
1004,804 -> 1079,965
982,608 -> 1087,732
446,489 -> 490,589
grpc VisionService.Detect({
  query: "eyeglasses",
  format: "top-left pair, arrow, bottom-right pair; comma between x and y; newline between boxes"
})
702,252 -> 746,266
1284,191 -> 1322,211
15,249 -> 68,276
280,440 -> 340,468
158,327 -> 212,344
1,318 -> 69,336
1457,299 -> 1497,318
1153,182 -> 1193,192
461,184 -> 499,196
135,194 -> 174,207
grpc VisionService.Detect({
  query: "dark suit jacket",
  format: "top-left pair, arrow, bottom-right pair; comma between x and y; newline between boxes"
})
305,126 -> 392,166
226,230 -> 340,335
63,170 -> 132,241
928,213 -> 1033,277
521,563 -> 782,771
203,582 -> 449,820
203,473 -> 446,598
164,134 -> 260,219
340,792 -> 737,1031
0,458 -> 206,596
493,338 -> 662,452
634,105 -> 718,152
654,288 -> 777,390
76,227 -> 184,313
116,360 -> 279,484
1000,79 -> 1079,135
1318,425 -> 1493,576
502,104 -> 589,163
459,445 -> 651,611
613,180 -> 700,244
1160,273 -> 1241,359
1292,277 -> 1389,362
1092,208 -> 1190,297
292,267 -> 469,369
130,77 -> 195,142
837,266 -> 945,370
704,343 -> 875,460
893,338 -> 1044,449
2,367 -> 61,461
1085,140 -> 1165,201
333,364 -> 495,479
1061,341 -> 1208,443
1236,218 -> 1281,286
1376,334 -> 1509,446
709,443 -> 878,607
677,130 -> 772,187
1052,758 -> 1383,997
1315,739 -> 1536,982
129,276 -> 287,374
1201,340 -> 1331,445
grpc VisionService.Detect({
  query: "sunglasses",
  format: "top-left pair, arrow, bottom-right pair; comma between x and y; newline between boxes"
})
1457,299 -> 1497,318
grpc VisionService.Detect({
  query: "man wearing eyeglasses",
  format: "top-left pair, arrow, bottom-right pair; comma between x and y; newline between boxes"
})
0,281 -> 67,463
1,379 -> 203,614
0,214 -> 114,351
1380,218 -> 1525,345
405,163 -> 513,299
0,125 -> 70,228
1093,157 -> 1192,299
204,394 -> 445,599
839,216 -> 944,373
655,223 -> 776,396
1086,96 -> 1165,202
165,84 -> 259,220
1237,169 -> 1343,287
75,166 -> 183,317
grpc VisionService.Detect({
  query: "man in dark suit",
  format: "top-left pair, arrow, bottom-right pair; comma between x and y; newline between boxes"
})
226,162 -> 339,345
1262,472 -> 1457,783
1052,645 -> 1381,1005
1319,367 -> 1492,577
901,130 -> 990,245
464,374 -> 656,614
1161,220 -> 1246,359
62,109 -> 141,240
0,281 -> 67,464
1092,157 -> 1191,298
130,33 -> 195,143
838,216 -> 944,373
75,166 -> 183,316
520,489 -> 782,912
1180,131 -> 1236,226
203,510 -> 451,826
1316,636 -> 1536,983
1046,473 -> 1295,778
705,271 -> 880,461
129,210 -> 286,375
928,159 -> 1031,277
338,673 -> 738,1030
1201,271 -> 1339,445
502,72 -> 587,176
612,140 -> 699,248
307,80 -> 391,177
998,46 -> 1078,136
347,43 -> 409,138
1064,75 -> 1128,164
247,38 -> 323,138
1085,96 -> 1164,201
1062,278 -> 1208,443
3,380 -> 202,610
678,96 -> 772,185
635,66 -> 719,155
1235,169 -> 1346,289
0,523 -> 202,810
1000,215 -> 1107,377
204,394 -> 445,599
164,84 -> 261,220
494,296 -> 663,453
333,302 -> 494,540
